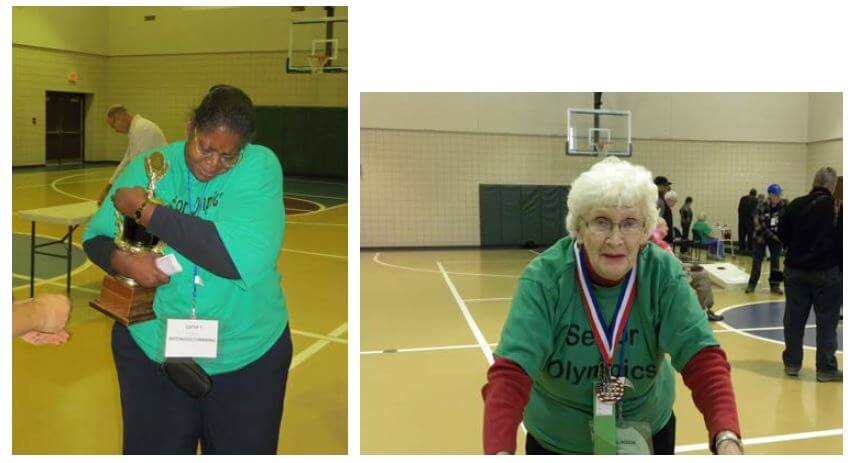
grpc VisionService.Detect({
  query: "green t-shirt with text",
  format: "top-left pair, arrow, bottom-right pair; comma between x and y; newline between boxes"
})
495,237 -> 718,454
84,141 -> 288,375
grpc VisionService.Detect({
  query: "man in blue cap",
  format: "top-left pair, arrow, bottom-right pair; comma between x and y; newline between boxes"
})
746,183 -> 787,294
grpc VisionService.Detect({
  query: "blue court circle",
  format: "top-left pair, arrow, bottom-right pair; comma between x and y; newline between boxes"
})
719,301 -> 843,350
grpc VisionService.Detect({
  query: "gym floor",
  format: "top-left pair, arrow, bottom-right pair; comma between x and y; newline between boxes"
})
360,248 -> 842,454
11,165 -> 347,454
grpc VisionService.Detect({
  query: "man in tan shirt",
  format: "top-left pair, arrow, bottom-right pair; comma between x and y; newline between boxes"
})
98,105 -> 167,204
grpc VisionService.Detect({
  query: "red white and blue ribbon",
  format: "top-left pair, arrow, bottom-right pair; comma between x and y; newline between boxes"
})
574,242 -> 638,366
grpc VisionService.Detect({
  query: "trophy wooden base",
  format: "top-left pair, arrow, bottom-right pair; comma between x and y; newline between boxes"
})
89,275 -> 156,326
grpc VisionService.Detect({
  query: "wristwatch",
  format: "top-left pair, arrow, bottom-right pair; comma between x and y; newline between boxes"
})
714,430 -> 743,453
134,198 -> 150,224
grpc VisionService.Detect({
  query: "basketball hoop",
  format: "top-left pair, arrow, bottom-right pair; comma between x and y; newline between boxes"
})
307,53 -> 330,73
594,140 -> 614,155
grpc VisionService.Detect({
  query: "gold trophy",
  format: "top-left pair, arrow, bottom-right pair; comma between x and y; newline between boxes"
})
90,152 -> 168,325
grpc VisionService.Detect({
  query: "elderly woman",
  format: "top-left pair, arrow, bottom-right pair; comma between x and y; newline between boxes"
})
83,86 -> 292,454
482,157 -> 741,455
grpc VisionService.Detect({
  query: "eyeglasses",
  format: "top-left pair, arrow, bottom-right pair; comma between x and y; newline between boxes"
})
582,217 -> 645,236
192,129 -> 242,168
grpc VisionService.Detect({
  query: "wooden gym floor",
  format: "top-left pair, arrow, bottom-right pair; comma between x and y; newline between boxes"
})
11,165 -> 347,454
360,248 -> 842,454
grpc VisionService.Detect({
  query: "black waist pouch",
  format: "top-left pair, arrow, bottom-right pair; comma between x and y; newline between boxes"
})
161,358 -> 212,399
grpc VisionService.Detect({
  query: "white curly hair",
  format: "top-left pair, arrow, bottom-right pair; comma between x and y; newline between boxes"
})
565,156 -> 659,241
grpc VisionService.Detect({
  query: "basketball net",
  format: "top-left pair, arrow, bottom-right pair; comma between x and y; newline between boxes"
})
594,140 -> 613,156
307,53 -> 330,73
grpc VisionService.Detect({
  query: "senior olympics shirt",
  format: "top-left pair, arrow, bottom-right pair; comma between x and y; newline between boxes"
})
84,141 -> 288,375
495,237 -> 718,454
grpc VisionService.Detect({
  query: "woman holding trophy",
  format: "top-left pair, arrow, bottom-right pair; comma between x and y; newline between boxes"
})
83,85 -> 292,454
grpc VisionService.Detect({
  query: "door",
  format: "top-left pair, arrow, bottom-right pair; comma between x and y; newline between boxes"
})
45,92 -> 85,166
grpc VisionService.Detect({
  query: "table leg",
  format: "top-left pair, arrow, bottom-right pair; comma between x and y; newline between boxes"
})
30,221 -> 36,297
67,225 -> 73,294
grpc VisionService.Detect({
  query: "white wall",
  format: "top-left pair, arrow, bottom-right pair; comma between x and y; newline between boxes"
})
361,93 -> 810,142
361,92 -> 840,247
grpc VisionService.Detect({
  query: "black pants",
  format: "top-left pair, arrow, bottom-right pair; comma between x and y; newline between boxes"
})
680,223 -> 692,252
738,218 -> 754,251
782,266 -> 842,372
111,322 -> 293,454
526,412 -> 676,455
748,239 -> 782,289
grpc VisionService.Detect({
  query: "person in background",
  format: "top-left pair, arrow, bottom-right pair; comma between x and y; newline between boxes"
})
746,184 -> 787,295
483,157 -> 742,455
663,190 -> 678,247
680,196 -> 694,251
692,213 -> 724,260
98,105 -> 167,205
13,293 -> 72,345
777,167 -> 842,382
737,189 -> 758,253
654,177 -> 672,241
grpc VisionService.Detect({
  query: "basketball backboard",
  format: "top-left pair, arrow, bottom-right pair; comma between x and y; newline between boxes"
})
286,7 -> 348,73
565,108 -> 632,157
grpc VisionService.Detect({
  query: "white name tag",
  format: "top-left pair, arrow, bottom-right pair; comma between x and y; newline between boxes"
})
594,395 -> 614,417
165,318 -> 218,358
770,216 -> 778,227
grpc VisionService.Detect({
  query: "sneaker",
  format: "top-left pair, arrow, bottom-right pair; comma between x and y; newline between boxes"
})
744,286 -> 755,294
817,370 -> 843,382
770,287 -> 784,295
707,310 -> 724,322
784,366 -> 800,377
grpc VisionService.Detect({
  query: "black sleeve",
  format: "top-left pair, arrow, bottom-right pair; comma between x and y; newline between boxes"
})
147,205 -> 241,280
83,235 -> 118,275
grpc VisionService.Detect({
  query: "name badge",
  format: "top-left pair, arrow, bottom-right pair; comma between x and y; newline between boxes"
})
770,216 -> 778,227
616,420 -> 653,454
165,318 -> 218,358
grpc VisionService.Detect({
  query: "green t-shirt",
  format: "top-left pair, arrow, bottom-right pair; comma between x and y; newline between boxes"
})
495,237 -> 718,454
84,141 -> 288,375
692,221 -> 712,242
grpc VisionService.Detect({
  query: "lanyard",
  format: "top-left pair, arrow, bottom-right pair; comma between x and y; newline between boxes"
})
186,170 -> 209,319
573,243 -> 637,373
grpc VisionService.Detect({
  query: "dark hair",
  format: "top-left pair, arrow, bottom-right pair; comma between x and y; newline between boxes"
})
192,85 -> 256,145
685,196 -> 692,203
749,188 -> 757,196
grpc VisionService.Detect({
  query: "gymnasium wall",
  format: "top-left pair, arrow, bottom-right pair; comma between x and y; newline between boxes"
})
11,6 -> 348,167
360,93 -> 842,247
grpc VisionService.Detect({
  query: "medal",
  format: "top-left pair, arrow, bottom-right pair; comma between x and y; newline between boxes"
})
595,363 -> 626,403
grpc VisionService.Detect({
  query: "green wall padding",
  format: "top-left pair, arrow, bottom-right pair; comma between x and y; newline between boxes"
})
479,184 -> 569,247
253,106 -> 347,178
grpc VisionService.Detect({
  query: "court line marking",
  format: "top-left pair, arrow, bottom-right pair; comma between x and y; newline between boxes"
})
713,324 -> 817,334
438,258 -> 534,264
437,261 -> 527,435
286,202 -> 348,218
361,342 -> 500,355
373,252 -> 519,278
12,275 -> 100,295
281,248 -> 347,260
437,262 -> 494,364
290,322 -> 348,371
16,175 -> 111,189
675,428 -> 842,453
291,328 -> 348,344
717,302 -> 843,354
51,174 -> 96,202
284,191 -> 348,201
359,322 -> 822,355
